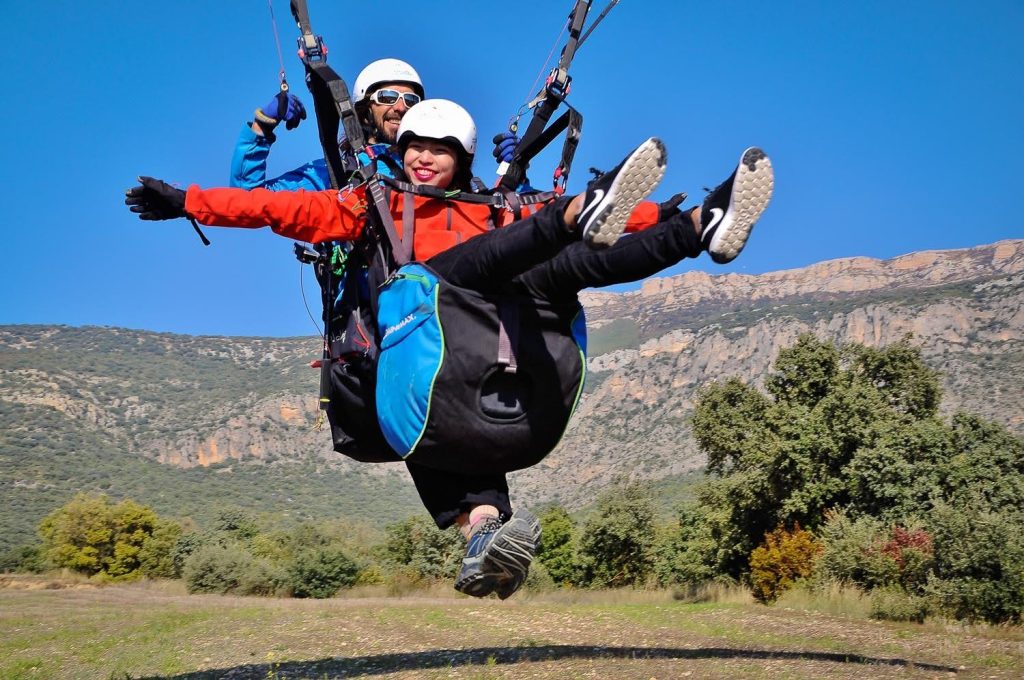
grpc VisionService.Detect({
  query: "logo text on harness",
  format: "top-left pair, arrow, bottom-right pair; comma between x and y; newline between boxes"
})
383,313 -> 417,341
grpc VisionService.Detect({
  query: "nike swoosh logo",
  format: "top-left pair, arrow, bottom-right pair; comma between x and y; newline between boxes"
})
578,188 -> 606,222
703,207 -> 725,244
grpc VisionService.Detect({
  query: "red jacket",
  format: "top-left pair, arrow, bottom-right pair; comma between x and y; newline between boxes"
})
186,185 -> 662,261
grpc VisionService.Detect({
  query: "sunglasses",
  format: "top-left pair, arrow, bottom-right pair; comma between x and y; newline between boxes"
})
369,89 -> 422,107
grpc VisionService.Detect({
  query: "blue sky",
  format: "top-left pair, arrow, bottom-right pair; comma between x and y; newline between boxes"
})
1,0 -> 1021,337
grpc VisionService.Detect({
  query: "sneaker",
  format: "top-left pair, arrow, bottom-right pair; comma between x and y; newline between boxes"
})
577,137 -> 667,249
494,516 -> 543,600
454,508 -> 541,598
700,147 -> 774,264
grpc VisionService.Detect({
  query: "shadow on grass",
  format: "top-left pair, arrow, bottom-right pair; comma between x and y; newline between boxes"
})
139,644 -> 960,678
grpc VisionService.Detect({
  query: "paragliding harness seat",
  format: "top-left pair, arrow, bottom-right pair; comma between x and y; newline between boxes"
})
309,177 -> 588,475
288,0 -> 593,474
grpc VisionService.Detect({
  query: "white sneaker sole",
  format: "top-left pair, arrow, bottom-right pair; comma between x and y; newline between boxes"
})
583,137 -> 667,248
708,147 -> 774,264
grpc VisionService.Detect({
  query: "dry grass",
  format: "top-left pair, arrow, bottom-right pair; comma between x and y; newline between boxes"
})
2,576 -> 1023,679
775,582 -> 874,619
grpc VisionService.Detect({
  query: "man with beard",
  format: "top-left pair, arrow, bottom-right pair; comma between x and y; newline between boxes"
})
230,58 -> 424,191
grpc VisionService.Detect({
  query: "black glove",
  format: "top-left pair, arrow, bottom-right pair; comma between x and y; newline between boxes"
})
656,192 -> 689,222
124,176 -> 187,221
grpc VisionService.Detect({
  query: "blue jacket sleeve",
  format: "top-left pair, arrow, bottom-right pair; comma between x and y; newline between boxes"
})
229,124 -> 332,191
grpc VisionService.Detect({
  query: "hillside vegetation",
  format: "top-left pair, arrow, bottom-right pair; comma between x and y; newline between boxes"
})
1,240 -> 1022,554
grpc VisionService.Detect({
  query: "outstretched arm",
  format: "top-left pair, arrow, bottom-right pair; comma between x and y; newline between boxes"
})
186,186 -> 365,243
126,178 -> 367,244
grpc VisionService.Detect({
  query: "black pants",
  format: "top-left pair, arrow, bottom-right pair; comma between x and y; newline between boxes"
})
405,460 -> 512,529
428,198 -> 703,301
411,200 -> 703,528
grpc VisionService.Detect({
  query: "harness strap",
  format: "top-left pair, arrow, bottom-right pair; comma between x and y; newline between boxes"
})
499,0 -> 591,192
578,0 -> 620,49
379,174 -> 556,211
379,176 -> 506,206
553,108 -> 584,194
502,188 -> 524,221
496,298 -> 520,374
402,191 -> 415,261
365,168 -> 408,269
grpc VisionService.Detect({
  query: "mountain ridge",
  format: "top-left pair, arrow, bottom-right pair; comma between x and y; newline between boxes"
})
1,239 -> 1021,548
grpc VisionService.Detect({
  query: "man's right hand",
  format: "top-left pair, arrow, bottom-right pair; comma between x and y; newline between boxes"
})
255,92 -> 307,131
492,132 -> 520,163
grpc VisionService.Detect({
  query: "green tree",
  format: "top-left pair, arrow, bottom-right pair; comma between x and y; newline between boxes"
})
137,519 -> 184,578
211,508 -> 261,542
0,543 -> 45,573
654,500 -> 730,585
38,493 -> 176,580
689,334 -> 1024,587
378,516 -> 462,582
940,413 -> 1024,513
536,505 -> 577,585
691,335 -> 942,576
577,482 -> 656,588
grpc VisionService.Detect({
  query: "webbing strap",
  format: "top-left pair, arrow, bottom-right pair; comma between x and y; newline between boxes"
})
402,191 -> 415,261
499,0 -> 591,192
290,0 -> 406,277
378,174 -> 556,211
380,176 -> 504,206
554,108 -> 584,193
366,172 -> 408,269
502,189 -> 524,222
496,299 -> 520,374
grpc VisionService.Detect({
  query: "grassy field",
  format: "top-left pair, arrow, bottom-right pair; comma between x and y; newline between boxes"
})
2,575 -> 1022,679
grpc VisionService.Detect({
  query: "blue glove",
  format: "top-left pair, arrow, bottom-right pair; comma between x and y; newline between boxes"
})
256,92 -> 307,130
492,132 -> 520,163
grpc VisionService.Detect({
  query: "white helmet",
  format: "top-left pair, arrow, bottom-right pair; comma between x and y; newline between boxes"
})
396,99 -> 477,156
353,58 -> 424,102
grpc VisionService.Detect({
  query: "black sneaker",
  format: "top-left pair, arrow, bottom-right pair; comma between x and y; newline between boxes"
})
577,137 -> 667,249
700,147 -> 774,264
454,509 -> 541,598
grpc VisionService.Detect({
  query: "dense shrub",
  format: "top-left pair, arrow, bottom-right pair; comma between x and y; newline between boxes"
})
879,525 -> 934,593
577,483 -> 657,588
536,506 -> 577,585
0,544 -> 45,573
171,532 -> 205,576
183,544 -> 282,595
286,548 -> 358,598
924,504 -> 1024,623
524,560 -> 556,593
654,501 -> 723,586
816,511 -> 934,593
137,520 -> 184,578
748,524 -> 821,603
816,511 -> 893,589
